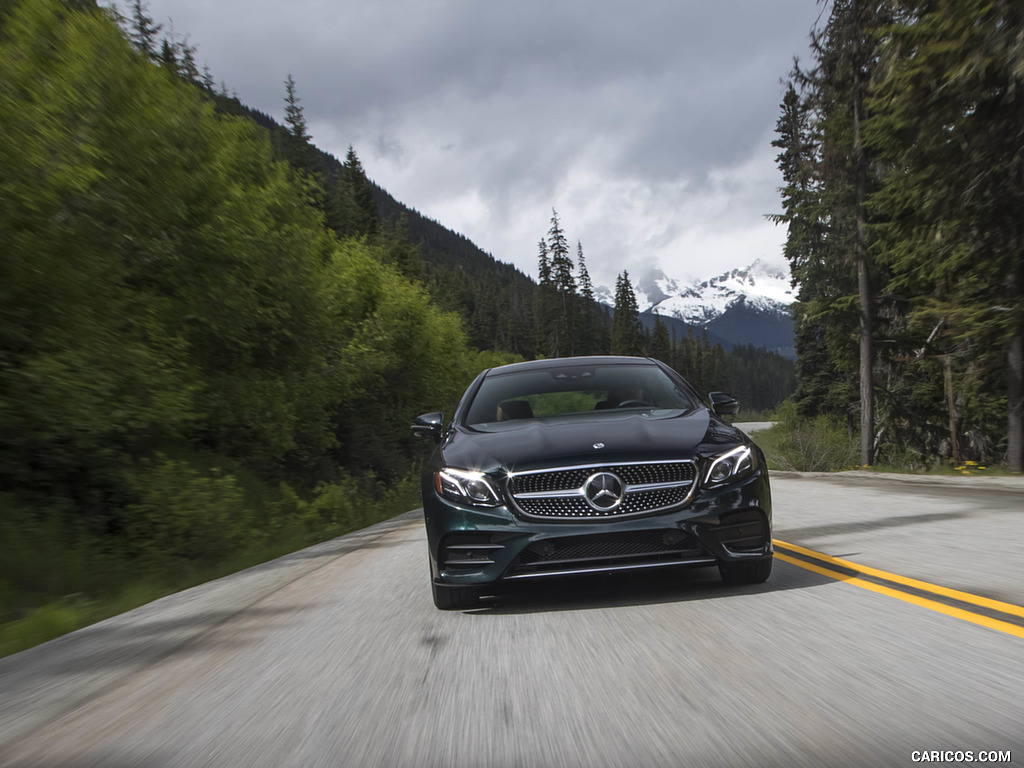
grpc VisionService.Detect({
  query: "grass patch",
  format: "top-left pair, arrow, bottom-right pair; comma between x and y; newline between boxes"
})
0,584 -> 168,659
748,423 -> 784,471
862,460 -> 1015,477
0,475 -> 421,659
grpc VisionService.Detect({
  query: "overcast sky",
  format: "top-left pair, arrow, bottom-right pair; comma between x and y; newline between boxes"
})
133,0 -> 826,291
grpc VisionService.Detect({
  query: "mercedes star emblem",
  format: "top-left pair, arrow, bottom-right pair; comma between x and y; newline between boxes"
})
583,471 -> 625,512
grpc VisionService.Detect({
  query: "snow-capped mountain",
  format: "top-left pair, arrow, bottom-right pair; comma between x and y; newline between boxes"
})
645,258 -> 793,322
640,259 -> 795,359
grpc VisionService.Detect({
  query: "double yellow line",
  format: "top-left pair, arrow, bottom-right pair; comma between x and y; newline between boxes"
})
773,539 -> 1024,639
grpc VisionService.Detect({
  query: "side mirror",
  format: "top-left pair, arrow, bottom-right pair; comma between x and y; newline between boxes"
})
708,392 -> 739,416
411,412 -> 444,443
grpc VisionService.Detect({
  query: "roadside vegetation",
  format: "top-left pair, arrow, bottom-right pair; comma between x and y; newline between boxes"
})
753,402 -> 858,473
772,0 -> 1023,472
0,0 -> 516,657
754,401 -> 1018,475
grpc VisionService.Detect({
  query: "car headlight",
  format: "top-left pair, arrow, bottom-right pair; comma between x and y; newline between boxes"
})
704,445 -> 756,488
435,468 -> 502,507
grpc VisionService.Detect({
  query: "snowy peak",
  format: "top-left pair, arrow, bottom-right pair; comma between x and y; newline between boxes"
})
646,258 -> 793,324
593,258 -> 796,357
633,266 -> 682,310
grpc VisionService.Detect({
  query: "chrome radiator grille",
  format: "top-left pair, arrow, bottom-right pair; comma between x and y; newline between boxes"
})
506,460 -> 697,520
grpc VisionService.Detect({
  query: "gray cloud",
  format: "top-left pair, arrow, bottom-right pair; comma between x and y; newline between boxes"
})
139,0 -> 822,287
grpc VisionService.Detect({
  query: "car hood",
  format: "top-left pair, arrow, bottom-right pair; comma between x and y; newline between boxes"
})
440,408 -> 746,474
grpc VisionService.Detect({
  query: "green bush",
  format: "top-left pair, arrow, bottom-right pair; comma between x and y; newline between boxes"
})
763,401 -> 858,472
124,456 -> 252,569
308,477 -> 363,530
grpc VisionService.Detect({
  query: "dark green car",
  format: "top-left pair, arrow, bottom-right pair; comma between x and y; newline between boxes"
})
412,356 -> 772,610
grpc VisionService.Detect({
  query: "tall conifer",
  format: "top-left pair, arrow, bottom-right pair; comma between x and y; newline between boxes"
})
546,210 -> 575,354
537,239 -> 551,285
284,74 -> 310,144
577,240 -> 593,301
650,314 -> 671,363
343,146 -> 379,236
814,0 -> 891,466
128,0 -> 161,59
535,238 -> 559,355
611,271 -> 644,356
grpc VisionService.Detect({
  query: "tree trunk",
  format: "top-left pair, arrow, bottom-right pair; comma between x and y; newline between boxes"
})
1008,233 -> 1023,473
1009,332 -> 1022,472
944,356 -> 959,466
858,257 -> 873,466
852,2 -> 874,467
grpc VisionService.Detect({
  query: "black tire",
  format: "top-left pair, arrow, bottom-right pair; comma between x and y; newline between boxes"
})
719,557 -> 773,585
431,581 -> 481,610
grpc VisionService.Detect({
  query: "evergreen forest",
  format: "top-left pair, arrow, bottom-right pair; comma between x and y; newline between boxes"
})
772,0 -> 1023,472
0,0 -> 793,651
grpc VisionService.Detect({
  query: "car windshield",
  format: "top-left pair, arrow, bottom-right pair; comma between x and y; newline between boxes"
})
464,362 -> 699,425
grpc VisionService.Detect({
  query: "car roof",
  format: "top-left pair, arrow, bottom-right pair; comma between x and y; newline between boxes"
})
484,355 -> 659,377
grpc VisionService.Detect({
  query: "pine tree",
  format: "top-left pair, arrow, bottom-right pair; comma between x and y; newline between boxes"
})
342,146 -> 379,236
281,73 -> 323,183
812,0 -> 893,465
576,240 -> 593,300
535,238 -> 559,356
649,313 -> 671,363
772,75 -> 857,420
547,210 -> 574,295
177,37 -> 199,83
775,0 -> 892,463
158,37 -> 177,72
537,238 -> 551,285
574,240 -> 601,355
284,73 -> 311,144
127,0 -> 161,59
611,271 -> 644,356
201,64 -> 215,92
547,209 -> 576,354
277,72 -> 336,227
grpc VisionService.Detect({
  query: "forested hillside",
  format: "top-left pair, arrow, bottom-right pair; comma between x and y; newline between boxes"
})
0,0 -> 512,649
773,0 -> 1022,471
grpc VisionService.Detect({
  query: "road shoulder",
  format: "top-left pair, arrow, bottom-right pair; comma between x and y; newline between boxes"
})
0,509 -> 423,753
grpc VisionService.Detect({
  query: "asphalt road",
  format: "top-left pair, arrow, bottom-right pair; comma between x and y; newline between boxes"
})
2,472 -> 1023,768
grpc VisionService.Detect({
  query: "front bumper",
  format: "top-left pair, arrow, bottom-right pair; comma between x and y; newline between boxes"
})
423,469 -> 772,589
